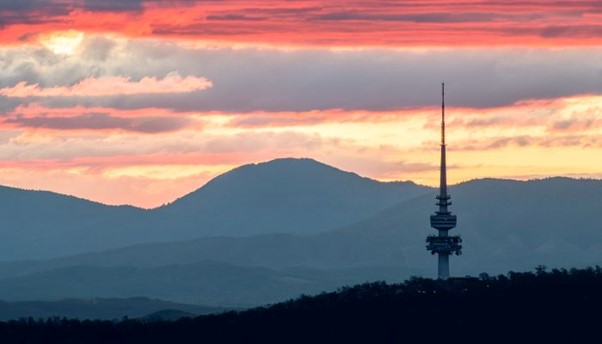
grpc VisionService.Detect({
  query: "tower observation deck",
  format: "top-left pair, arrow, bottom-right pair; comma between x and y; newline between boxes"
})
426,83 -> 462,280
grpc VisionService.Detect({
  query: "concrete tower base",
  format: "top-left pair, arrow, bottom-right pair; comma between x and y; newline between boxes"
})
438,253 -> 449,280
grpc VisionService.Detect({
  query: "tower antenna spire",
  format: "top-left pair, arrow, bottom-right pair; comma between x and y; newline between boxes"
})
441,82 -> 445,146
426,82 -> 462,280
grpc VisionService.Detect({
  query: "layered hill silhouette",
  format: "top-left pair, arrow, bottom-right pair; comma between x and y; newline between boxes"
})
0,262 -> 408,306
150,158 -> 427,237
0,158 -> 427,260
1,158 -> 602,315
0,297 -> 225,321
0,186 -> 143,260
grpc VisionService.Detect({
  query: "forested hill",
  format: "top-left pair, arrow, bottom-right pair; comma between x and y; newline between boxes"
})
2,266 -> 601,343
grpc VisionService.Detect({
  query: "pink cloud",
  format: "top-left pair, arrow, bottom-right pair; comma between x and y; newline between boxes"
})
226,110 -> 413,128
0,73 -> 212,98
4,113 -> 192,133
1,1 -> 602,47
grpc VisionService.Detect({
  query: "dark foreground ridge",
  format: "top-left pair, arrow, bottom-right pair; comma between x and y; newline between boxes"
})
1,266 -> 600,343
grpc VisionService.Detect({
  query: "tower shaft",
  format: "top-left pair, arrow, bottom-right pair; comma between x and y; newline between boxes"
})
427,83 -> 461,280
438,251 -> 449,280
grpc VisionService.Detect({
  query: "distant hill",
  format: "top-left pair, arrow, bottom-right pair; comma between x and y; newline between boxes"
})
140,309 -> 198,322
0,186 -> 144,260
0,158 -> 428,260
0,297 -> 225,321
7,177 -> 602,275
2,177 -> 602,306
0,262 -> 409,306
3,159 -> 602,309
146,158 -> 428,238
334,176 -> 602,275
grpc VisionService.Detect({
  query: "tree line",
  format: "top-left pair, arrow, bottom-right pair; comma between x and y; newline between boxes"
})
1,265 -> 600,343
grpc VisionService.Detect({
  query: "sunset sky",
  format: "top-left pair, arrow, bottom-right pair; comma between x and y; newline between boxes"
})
1,0 -> 602,208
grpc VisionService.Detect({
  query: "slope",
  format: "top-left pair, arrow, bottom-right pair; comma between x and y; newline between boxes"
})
146,158 -> 428,238
0,297 -> 226,321
0,158 -> 429,260
0,186 -> 144,260
0,262 -> 410,307
5,177 -> 601,275
1,177 -> 602,306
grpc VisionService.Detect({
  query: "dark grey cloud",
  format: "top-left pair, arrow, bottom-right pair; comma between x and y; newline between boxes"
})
455,132 -> 602,151
206,14 -> 265,21
5,113 -> 190,133
0,0 -> 70,27
314,12 -> 500,23
89,47 -> 602,112
151,25 -> 258,36
551,118 -> 596,131
0,0 -> 67,12
463,117 -> 508,128
81,36 -> 117,61
244,6 -> 323,16
80,0 -> 143,12
2,39 -> 602,113
0,96 -> 22,115
540,25 -> 602,38
0,0 -> 148,27
206,6 -> 323,21
454,136 -> 535,151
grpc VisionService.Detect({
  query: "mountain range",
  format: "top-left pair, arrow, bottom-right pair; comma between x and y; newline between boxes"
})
1,158 -> 602,317
0,297 -> 227,321
0,158 -> 426,260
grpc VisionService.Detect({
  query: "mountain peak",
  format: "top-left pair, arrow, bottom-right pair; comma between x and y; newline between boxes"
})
253,157 -> 327,166
158,157 -> 429,236
228,157 -> 361,180
172,157 -> 381,204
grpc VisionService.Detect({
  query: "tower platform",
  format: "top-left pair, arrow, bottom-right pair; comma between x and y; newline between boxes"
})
426,235 -> 462,255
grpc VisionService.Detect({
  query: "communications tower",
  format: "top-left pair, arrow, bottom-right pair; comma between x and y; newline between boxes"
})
426,83 -> 462,280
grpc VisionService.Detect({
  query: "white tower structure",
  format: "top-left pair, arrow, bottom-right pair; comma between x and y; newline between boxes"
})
426,83 -> 462,280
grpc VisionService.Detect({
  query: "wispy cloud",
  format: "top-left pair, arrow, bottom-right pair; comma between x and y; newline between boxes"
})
5,113 -> 192,133
0,73 -> 212,98
1,37 -> 601,113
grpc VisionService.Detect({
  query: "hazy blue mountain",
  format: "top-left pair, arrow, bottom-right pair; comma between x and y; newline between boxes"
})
3,177 -> 600,277
2,177 -> 602,307
0,262 -> 410,307
0,297 -> 226,321
0,158 -> 428,260
149,158 -> 427,237
0,186 -> 145,260
2,160 -> 602,308
329,176 -> 602,275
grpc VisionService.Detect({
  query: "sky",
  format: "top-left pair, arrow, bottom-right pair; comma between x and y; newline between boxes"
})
1,0 -> 602,208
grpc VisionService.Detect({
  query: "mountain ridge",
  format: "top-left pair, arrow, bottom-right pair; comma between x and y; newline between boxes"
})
2,175 -> 602,273
0,297 -> 228,321
1,161 -> 602,308
0,158 -> 431,260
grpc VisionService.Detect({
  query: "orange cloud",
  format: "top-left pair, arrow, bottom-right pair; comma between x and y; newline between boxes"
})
226,109 -> 424,128
0,73 -> 212,98
7,104 -> 180,119
0,93 -> 601,207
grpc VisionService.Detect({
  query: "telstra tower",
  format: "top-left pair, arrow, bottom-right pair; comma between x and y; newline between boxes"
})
426,83 -> 462,280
